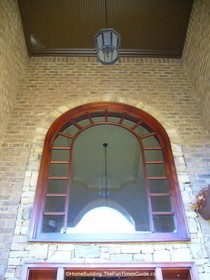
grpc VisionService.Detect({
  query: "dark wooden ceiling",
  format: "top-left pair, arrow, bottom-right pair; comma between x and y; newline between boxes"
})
18,0 -> 193,58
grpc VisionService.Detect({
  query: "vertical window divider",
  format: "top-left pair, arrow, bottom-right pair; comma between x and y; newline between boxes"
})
155,267 -> 163,280
131,120 -> 143,130
105,109 -> 108,122
57,267 -> 64,280
86,112 -> 94,124
119,112 -> 126,124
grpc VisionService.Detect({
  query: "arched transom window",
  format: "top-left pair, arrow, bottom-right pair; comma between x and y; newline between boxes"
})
30,102 -> 189,242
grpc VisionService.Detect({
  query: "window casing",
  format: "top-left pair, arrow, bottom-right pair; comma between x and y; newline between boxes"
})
29,102 -> 189,242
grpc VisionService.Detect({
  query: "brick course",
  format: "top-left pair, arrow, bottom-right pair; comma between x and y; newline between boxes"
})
183,0 -> 210,129
0,0 -> 27,146
0,0 -> 27,277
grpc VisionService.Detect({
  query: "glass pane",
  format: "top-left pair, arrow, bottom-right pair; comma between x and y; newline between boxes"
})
47,179 -> 68,194
29,269 -> 57,280
51,149 -> 70,161
121,119 -> 135,127
153,215 -> 175,232
108,116 -> 121,123
63,125 -> 79,136
144,150 -> 163,161
42,215 -> 64,233
44,197 -> 65,212
151,196 -> 172,212
148,179 -> 170,193
162,269 -> 191,280
77,118 -> 92,127
49,163 -> 69,177
134,126 -> 150,136
67,124 -> 150,233
146,163 -> 166,176
53,135 -> 72,147
92,116 -> 105,122
142,135 -> 159,146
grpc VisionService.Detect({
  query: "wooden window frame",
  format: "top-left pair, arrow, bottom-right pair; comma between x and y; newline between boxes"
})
21,262 -> 198,280
29,102 -> 189,242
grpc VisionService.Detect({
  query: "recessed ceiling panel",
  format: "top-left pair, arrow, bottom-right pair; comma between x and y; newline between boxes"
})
18,0 -> 193,58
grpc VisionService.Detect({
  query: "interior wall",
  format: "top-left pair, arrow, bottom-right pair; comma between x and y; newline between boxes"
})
0,0 -> 28,147
183,0 -> 210,129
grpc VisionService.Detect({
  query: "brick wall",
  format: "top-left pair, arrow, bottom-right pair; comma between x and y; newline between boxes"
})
183,0 -> 210,129
182,0 -> 210,262
0,0 -> 28,146
1,57 -> 209,280
0,0 -> 27,277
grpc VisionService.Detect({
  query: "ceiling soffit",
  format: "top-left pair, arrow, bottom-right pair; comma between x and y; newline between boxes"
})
18,0 -> 194,58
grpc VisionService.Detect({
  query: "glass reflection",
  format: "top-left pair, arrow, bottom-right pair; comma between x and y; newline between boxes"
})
42,215 -> 64,233
146,163 -> 166,177
144,150 -> 163,161
151,196 -> 172,212
53,135 -> 72,147
148,179 -> 169,193
46,179 -> 67,194
153,215 -> 175,232
51,149 -> 69,161
49,163 -> 69,177
66,207 -> 135,233
44,197 -> 65,212
67,125 -> 150,233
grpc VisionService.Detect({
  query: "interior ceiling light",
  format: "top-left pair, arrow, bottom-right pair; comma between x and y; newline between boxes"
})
94,0 -> 121,65
98,143 -> 110,201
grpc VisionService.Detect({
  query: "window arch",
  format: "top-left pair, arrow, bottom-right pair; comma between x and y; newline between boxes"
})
30,102 -> 189,242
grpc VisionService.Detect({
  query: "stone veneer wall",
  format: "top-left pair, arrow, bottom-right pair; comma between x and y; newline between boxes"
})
0,56 -> 209,280
0,0 -> 28,146
183,0 -> 210,129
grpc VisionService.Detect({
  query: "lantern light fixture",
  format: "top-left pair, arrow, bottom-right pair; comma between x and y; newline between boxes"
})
94,0 -> 121,65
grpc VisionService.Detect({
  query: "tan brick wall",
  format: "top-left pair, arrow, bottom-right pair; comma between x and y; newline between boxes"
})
0,0 -> 28,147
0,0 -> 27,277
183,0 -> 210,129
0,56 -> 209,280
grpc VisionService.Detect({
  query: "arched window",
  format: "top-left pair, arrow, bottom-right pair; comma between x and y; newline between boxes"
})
30,102 -> 189,242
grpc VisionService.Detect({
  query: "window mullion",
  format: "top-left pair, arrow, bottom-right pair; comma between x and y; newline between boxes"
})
57,267 -> 64,280
86,112 -> 94,124
105,109 -> 108,122
155,267 -> 163,280
131,120 -> 143,130
119,112 -> 126,124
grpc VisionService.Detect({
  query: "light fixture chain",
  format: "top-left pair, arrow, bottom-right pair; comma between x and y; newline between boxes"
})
103,142 -> 108,205
105,0 -> 108,28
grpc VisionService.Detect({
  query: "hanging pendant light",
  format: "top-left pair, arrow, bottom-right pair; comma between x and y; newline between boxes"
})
94,0 -> 121,65
98,143 -> 110,204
